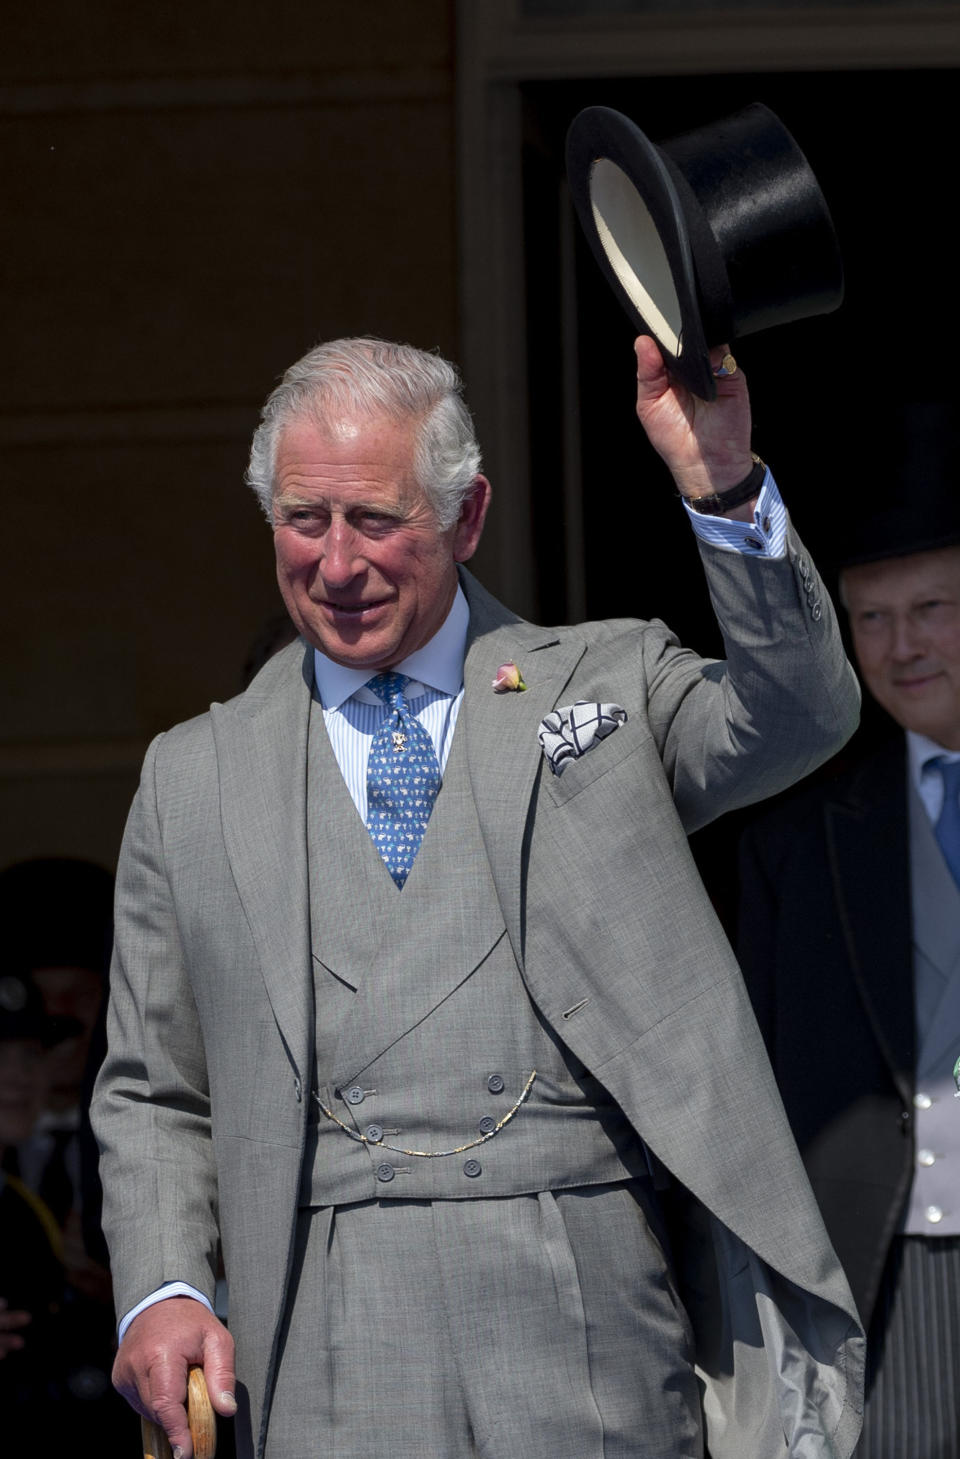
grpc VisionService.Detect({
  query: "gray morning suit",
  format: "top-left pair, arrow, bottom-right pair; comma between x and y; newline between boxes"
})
93,534 -> 866,1458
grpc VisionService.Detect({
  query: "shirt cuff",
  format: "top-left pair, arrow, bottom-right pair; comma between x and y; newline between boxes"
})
118,1282 -> 214,1344
682,468 -> 787,559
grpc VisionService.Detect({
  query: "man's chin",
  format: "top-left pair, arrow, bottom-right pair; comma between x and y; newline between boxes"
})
889,694 -> 960,748
311,632 -> 403,672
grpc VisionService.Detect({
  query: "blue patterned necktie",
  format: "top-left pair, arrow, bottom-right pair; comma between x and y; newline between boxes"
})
933,757 -> 960,889
365,671 -> 442,888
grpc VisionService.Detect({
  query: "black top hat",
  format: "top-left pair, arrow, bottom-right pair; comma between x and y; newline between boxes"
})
830,402 -> 960,568
566,103 -> 843,400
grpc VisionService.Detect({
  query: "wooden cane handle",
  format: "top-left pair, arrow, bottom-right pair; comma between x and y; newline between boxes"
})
141,1365 -> 217,1459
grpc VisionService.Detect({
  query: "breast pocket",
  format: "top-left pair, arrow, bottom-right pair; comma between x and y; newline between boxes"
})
542,718 -> 652,807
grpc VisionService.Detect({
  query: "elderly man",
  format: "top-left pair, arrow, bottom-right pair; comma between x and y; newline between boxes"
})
94,335 -> 863,1459
739,473 -> 960,1457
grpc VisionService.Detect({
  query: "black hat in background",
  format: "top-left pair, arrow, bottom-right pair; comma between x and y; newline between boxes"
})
830,402 -> 960,569
0,858 -> 114,978
566,102 -> 843,401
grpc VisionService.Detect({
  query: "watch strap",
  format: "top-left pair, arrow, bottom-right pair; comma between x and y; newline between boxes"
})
684,455 -> 766,516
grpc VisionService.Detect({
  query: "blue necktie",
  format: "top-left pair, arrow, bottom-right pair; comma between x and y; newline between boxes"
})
932,757 -> 960,888
365,672 -> 442,888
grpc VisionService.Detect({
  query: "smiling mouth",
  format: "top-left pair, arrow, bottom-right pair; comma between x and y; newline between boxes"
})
321,597 -> 391,618
893,671 -> 942,691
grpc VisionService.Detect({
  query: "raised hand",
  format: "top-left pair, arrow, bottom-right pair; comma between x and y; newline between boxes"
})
634,335 -> 755,502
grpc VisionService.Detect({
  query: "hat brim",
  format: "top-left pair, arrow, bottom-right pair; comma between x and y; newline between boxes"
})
566,106 -> 716,401
835,522 -> 960,570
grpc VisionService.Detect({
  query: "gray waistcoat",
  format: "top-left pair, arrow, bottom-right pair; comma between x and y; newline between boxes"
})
902,780 -> 960,1235
300,697 -> 648,1206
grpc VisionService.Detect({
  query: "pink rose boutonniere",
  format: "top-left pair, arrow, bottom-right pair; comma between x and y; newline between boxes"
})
492,661 -> 527,693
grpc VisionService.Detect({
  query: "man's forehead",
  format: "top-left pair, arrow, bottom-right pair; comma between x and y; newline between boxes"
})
281,413 -> 361,447
272,410 -> 422,494
842,545 -> 960,605
278,407 -> 416,453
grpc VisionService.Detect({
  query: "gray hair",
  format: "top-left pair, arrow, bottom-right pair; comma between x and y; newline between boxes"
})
245,337 -> 482,530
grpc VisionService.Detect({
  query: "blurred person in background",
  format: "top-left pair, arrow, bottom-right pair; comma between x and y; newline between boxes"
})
0,973 -> 70,1433
739,417 -> 960,1459
0,858 -> 136,1445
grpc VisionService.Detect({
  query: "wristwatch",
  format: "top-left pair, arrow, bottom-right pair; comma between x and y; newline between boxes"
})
684,454 -> 766,516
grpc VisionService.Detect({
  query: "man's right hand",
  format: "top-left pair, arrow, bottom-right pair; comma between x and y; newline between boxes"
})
113,1296 -> 237,1458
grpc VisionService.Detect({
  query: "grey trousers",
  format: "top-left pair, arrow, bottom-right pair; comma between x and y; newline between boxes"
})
858,1235 -> 960,1459
266,1180 -> 702,1459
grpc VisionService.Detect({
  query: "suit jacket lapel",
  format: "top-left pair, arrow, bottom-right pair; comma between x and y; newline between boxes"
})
459,570 -> 586,959
210,641 -> 314,1079
824,738 -> 915,1105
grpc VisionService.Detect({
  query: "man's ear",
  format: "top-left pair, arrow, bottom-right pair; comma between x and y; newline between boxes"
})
452,475 -> 492,563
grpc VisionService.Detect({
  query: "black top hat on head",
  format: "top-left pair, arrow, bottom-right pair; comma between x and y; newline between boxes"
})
831,402 -> 960,569
565,103 -> 844,400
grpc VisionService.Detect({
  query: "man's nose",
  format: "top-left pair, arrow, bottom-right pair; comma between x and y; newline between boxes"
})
319,520 -> 364,585
890,614 -> 924,661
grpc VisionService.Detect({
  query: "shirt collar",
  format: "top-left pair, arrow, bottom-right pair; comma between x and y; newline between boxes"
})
907,728 -> 960,793
313,586 -> 469,710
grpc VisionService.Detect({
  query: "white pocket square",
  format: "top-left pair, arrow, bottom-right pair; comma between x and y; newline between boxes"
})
537,701 -> 627,776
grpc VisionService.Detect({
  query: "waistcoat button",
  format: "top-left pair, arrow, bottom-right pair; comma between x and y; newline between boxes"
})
346,1086 -> 366,1105
365,1124 -> 384,1144
376,1163 -> 395,1183
478,1116 -> 496,1134
463,1159 -> 482,1178
487,1074 -> 505,1094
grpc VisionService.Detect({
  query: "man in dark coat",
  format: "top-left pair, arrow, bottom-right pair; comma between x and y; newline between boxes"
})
739,440 -> 960,1459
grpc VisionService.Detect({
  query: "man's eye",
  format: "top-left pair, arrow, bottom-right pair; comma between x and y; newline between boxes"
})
288,508 -> 325,526
915,598 -> 957,622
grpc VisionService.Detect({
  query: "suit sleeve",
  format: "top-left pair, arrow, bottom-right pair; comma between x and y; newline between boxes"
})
640,527 -> 859,832
91,733 -> 220,1321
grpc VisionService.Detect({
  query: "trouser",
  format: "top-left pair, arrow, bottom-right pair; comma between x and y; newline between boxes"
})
266,1179 -> 702,1459
858,1234 -> 960,1459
